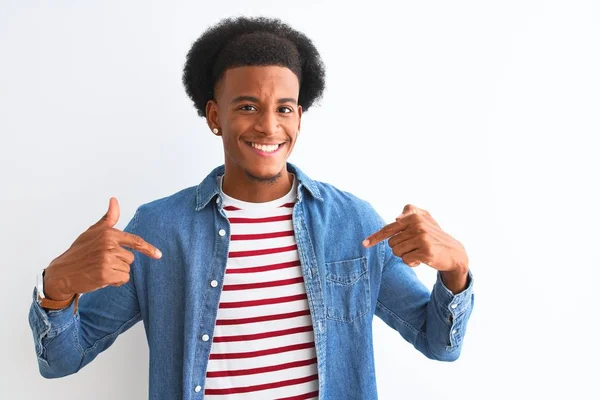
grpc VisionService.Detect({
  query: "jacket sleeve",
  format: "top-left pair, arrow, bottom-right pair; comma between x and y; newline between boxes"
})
374,224 -> 474,361
28,209 -> 143,378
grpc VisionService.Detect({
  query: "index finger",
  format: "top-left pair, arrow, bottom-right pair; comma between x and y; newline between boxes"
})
363,220 -> 406,248
117,231 -> 162,259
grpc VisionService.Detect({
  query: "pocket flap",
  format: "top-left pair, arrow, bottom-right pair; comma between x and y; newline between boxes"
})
325,257 -> 367,284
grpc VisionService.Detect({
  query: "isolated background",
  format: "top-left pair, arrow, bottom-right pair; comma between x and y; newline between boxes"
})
1,0 -> 598,399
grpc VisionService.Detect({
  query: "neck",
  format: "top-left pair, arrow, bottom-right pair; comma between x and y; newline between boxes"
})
221,164 -> 293,203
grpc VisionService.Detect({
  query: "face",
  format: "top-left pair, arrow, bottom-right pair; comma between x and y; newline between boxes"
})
206,65 -> 302,182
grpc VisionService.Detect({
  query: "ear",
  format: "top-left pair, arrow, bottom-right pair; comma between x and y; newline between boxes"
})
206,100 -> 220,133
297,105 -> 303,135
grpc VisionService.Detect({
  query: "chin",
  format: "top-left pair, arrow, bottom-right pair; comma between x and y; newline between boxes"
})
245,163 -> 286,181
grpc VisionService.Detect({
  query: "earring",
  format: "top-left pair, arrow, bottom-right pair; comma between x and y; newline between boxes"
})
212,128 -> 219,134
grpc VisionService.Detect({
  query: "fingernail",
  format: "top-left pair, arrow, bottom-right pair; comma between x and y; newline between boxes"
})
155,249 -> 162,258
362,239 -> 370,247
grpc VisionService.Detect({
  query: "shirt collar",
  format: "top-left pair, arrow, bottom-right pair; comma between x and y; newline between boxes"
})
195,162 -> 323,211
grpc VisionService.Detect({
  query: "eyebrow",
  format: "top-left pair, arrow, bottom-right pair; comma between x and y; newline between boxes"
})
231,96 -> 297,105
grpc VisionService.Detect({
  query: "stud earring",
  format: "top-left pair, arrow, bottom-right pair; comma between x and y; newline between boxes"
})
212,128 -> 219,134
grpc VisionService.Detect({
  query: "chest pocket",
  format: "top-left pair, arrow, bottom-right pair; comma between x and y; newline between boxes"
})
324,257 -> 370,322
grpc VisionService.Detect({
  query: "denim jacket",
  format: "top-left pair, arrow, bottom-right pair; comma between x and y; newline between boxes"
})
28,162 -> 474,399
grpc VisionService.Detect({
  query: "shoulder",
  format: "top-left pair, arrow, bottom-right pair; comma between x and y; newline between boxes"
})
315,180 -> 372,208
133,185 -> 198,229
308,179 -> 385,231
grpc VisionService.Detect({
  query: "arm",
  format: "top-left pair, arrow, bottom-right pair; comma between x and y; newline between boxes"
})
374,241 -> 474,361
27,199 -> 160,378
28,273 -> 141,378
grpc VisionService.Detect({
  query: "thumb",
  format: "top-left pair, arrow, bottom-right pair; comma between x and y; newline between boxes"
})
97,197 -> 120,228
396,204 -> 415,221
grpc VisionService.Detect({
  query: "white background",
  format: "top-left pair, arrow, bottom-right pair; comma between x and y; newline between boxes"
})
1,1 -> 598,399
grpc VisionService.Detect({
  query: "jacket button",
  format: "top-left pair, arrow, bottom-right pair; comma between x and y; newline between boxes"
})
210,280 -> 218,288
194,385 -> 202,392
202,334 -> 209,342
218,229 -> 226,237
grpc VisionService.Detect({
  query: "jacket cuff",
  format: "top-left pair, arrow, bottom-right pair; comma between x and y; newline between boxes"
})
433,269 -> 474,314
30,287 -> 77,342
431,270 -> 474,348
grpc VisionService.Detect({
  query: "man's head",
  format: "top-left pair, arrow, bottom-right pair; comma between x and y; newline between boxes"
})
182,16 -> 325,183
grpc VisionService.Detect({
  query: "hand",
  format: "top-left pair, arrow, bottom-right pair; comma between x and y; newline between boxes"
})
363,204 -> 468,274
43,197 -> 162,301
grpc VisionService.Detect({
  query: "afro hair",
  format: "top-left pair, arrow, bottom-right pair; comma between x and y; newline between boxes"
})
182,16 -> 326,118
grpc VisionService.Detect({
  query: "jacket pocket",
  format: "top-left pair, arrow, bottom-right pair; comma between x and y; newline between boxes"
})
324,257 -> 370,322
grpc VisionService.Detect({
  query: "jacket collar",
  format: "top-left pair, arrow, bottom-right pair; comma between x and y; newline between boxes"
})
195,162 -> 323,211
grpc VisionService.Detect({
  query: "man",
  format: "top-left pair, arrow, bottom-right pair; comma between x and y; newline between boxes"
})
29,16 -> 474,399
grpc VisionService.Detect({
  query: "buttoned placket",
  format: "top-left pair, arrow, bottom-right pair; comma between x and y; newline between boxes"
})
193,195 -> 230,397
290,189 -> 326,393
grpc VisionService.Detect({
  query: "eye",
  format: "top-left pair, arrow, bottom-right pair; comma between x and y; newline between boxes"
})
279,106 -> 293,113
239,104 -> 257,111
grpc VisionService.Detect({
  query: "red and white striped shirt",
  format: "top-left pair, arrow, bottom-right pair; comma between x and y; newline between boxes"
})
204,174 -> 319,399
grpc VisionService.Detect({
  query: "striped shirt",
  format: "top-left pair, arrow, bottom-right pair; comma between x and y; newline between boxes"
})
204,173 -> 319,399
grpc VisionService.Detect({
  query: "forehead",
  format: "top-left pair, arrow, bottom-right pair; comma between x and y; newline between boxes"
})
215,65 -> 300,99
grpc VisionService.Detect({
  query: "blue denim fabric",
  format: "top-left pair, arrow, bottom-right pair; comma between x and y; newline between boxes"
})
28,162 -> 474,399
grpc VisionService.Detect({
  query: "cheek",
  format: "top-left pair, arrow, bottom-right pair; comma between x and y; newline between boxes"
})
219,112 -> 243,132
283,117 -> 299,135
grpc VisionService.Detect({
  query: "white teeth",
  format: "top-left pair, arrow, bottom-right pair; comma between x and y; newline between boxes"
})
250,142 -> 280,153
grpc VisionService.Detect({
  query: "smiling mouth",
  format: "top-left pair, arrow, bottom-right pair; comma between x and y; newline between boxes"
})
244,141 -> 285,153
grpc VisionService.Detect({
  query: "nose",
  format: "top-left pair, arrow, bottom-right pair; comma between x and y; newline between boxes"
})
253,109 -> 279,137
